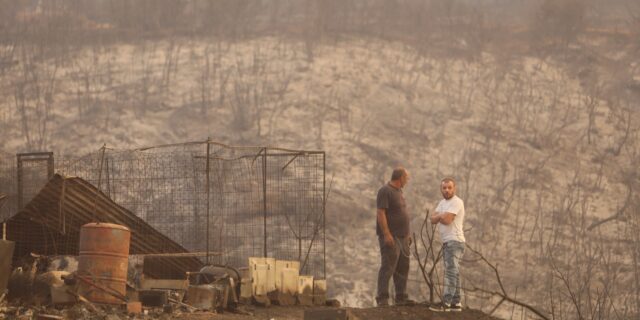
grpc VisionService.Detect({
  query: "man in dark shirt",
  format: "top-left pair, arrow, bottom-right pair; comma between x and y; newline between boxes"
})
376,167 -> 413,306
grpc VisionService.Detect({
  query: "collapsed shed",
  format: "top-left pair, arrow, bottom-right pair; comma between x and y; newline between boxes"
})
0,173 -> 203,278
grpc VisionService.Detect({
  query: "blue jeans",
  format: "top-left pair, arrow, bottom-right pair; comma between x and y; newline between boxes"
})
443,241 -> 465,305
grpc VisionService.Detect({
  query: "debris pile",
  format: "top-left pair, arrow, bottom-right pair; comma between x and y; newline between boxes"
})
1,252 -> 335,319
1,174 -> 338,319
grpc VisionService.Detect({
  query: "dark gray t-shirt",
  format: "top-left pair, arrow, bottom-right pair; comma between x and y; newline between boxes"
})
376,183 -> 410,237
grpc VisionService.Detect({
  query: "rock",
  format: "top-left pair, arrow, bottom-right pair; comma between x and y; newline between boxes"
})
253,295 -> 271,307
271,291 -> 296,306
326,298 -> 341,307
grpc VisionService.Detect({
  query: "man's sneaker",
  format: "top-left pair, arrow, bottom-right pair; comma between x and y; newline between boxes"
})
395,298 -> 416,306
429,302 -> 451,312
376,299 -> 389,307
450,303 -> 462,312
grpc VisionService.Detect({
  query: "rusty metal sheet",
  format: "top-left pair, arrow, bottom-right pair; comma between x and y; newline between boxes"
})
1,174 -> 203,278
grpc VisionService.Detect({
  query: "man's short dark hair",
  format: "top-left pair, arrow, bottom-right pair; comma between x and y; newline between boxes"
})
391,167 -> 407,181
441,177 -> 456,186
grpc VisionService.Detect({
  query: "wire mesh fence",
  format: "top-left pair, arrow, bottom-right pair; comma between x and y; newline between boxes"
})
0,141 -> 326,278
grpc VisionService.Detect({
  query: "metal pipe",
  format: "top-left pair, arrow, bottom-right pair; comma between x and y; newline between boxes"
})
17,154 -> 22,210
323,152 -> 326,279
93,144 -> 106,222
262,147 -> 268,258
206,138 -> 211,264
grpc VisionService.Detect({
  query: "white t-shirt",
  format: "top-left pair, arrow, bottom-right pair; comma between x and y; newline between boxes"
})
435,195 -> 465,243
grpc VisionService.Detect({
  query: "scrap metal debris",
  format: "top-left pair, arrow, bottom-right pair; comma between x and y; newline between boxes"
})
1,174 -> 203,278
0,174 -> 337,319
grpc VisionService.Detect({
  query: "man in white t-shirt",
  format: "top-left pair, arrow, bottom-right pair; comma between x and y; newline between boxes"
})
429,177 -> 465,312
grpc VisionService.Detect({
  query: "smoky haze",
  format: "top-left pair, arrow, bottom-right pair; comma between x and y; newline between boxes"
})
0,1 -> 639,319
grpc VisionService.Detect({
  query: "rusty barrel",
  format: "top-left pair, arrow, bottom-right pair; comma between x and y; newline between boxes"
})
77,222 -> 130,304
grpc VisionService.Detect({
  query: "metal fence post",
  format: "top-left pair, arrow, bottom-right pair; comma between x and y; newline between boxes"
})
323,152 -> 326,279
206,139 -> 211,264
262,147 -> 268,258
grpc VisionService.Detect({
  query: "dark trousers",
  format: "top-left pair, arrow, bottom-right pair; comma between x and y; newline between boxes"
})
376,236 -> 410,303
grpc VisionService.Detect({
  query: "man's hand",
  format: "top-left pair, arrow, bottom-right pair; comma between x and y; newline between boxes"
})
377,208 -> 395,246
383,233 -> 394,247
430,213 -> 440,224
432,212 -> 455,225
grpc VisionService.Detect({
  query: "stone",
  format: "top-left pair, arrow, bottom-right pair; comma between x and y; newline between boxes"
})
253,295 -> 271,307
326,299 -> 341,307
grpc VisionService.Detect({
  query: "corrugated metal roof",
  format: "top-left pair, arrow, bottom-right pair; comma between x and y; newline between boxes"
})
1,174 -> 203,278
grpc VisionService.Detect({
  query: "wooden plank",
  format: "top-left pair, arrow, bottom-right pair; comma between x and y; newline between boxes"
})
0,240 -> 15,294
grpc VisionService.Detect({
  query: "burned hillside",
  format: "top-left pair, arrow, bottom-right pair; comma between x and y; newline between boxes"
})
1,1 -> 639,319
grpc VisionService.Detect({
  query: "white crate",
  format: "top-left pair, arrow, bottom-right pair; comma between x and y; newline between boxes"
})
249,257 -> 276,295
298,275 -> 314,295
275,260 -> 300,295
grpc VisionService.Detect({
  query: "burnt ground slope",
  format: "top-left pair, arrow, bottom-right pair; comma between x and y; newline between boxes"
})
177,305 -> 500,320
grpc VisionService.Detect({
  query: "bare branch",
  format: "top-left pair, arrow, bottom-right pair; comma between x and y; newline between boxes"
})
466,244 -> 550,320
588,184 -> 632,230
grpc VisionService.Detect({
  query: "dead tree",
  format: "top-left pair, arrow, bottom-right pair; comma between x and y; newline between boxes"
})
583,87 -> 601,145
13,45 -> 59,150
199,45 -> 212,116
606,102 -> 633,157
465,245 -> 550,320
412,209 -> 443,304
